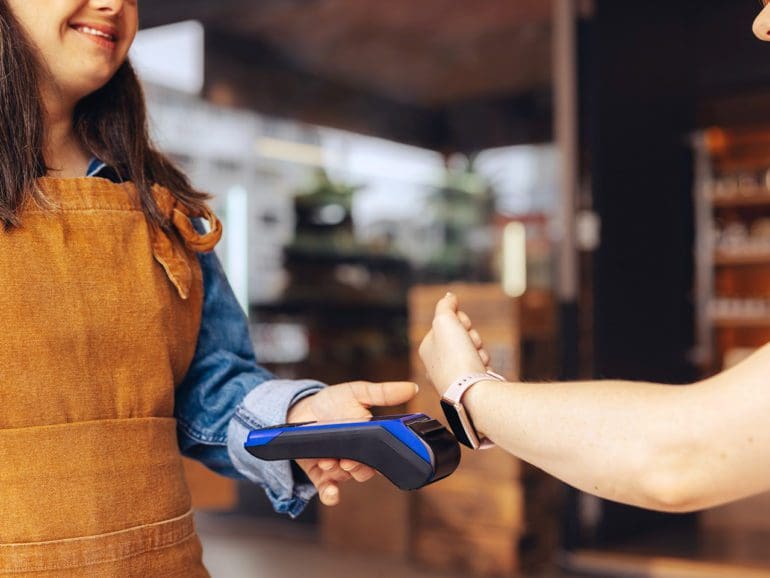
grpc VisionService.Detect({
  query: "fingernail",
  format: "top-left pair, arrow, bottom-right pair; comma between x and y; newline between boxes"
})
324,487 -> 338,501
414,383 -> 420,394
445,291 -> 454,297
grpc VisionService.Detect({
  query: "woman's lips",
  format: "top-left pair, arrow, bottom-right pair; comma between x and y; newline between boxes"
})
70,24 -> 118,50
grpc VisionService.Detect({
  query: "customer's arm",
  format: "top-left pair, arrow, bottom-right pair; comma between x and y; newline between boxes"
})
419,294 -> 770,513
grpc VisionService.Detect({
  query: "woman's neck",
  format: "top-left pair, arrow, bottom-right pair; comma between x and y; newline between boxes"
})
42,86 -> 90,179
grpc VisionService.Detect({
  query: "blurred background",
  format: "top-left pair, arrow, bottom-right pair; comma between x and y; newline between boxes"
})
133,1 -> 770,576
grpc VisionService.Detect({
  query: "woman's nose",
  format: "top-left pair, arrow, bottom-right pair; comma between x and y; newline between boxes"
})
753,4 -> 770,41
90,0 -> 124,15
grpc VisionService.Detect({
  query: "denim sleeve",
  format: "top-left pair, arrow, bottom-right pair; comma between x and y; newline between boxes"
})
176,222 -> 325,517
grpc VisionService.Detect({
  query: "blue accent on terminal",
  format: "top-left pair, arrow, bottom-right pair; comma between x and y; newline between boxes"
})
245,429 -> 282,447
245,414 -> 432,464
379,421 -> 432,464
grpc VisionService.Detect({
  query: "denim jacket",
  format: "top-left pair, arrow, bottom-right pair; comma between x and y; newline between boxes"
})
87,159 -> 324,517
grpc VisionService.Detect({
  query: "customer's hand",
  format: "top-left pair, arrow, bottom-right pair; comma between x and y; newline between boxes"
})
419,292 -> 490,396
286,380 -> 418,506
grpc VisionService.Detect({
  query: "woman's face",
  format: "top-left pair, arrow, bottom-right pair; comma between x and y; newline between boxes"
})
7,0 -> 138,102
755,1 -> 770,40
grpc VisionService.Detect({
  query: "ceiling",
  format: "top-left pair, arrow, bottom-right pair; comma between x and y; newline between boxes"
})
140,0 -> 554,150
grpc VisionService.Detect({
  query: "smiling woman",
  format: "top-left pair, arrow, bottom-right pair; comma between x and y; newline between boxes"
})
8,0 -> 137,95
0,0 -> 418,576
0,0 -> 209,229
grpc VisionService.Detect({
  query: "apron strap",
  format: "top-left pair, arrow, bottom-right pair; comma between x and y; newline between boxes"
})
150,185 -> 223,300
171,205 -> 222,252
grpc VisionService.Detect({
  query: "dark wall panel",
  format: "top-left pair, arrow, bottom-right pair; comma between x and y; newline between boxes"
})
581,0 -> 770,552
591,0 -> 697,384
582,0 -> 700,550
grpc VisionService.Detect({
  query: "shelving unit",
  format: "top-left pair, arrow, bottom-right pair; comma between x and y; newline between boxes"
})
712,193 -> 770,208
693,128 -> 770,373
711,316 -> 770,328
693,128 -> 770,567
714,250 -> 770,266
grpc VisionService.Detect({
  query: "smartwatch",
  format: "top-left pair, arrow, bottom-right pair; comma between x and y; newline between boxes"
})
440,370 -> 505,450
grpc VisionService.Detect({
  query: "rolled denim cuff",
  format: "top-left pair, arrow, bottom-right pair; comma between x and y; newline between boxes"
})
227,379 -> 326,518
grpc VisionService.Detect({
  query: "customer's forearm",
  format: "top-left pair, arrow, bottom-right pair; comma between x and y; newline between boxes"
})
422,295 -> 770,511
463,378 -> 707,511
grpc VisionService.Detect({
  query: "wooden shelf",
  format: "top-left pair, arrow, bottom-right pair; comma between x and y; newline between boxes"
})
711,191 -> 770,208
714,250 -> 770,265
711,315 -> 770,328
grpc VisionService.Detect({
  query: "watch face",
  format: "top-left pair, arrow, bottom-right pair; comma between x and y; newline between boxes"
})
440,399 -> 477,449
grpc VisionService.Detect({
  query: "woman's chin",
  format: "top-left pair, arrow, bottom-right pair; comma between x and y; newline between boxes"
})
62,73 -> 118,101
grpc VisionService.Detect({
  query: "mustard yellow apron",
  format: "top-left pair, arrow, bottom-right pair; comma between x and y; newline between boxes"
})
0,177 -> 221,576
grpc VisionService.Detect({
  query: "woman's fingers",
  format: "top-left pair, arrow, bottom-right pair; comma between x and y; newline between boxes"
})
340,459 -> 376,482
298,458 -> 356,507
298,460 -> 324,487
323,465 -> 355,505
354,468 -> 376,482
318,460 -> 355,482
457,310 -> 472,330
318,459 -> 337,472
469,329 -> 483,349
479,348 -> 491,366
316,466 -> 354,506
318,482 -> 340,506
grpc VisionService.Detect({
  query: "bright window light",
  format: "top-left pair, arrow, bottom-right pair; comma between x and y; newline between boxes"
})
131,20 -> 205,94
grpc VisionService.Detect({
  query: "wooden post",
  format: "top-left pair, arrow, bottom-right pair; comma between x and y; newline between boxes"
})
409,284 -> 523,577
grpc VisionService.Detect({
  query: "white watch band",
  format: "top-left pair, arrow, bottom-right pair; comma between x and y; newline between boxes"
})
442,370 -> 504,450
443,371 -> 504,404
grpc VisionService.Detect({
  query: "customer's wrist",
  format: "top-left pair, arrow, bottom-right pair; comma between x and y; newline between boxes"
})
462,379 -> 497,426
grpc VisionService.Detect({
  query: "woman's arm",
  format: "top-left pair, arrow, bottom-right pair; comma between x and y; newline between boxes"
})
420,294 -> 770,513
175,246 -> 325,517
179,239 -> 417,515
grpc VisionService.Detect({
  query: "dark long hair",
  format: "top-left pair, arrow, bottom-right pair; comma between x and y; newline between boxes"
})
0,2 -> 209,230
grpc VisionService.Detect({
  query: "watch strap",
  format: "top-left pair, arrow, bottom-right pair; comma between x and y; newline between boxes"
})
442,370 -> 504,450
443,371 -> 504,406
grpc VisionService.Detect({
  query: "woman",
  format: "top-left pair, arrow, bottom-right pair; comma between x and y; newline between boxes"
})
419,5 -> 770,518
0,0 -> 416,575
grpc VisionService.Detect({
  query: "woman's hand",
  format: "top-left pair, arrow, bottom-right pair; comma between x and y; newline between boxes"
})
418,292 -> 490,396
286,380 -> 418,506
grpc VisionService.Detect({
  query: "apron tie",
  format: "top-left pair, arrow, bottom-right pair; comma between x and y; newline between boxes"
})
150,185 -> 223,300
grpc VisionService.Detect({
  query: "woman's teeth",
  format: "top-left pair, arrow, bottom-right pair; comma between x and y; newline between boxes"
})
74,26 -> 115,41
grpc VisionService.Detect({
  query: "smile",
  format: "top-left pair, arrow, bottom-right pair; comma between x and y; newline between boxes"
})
70,24 -> 118,46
